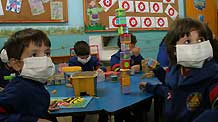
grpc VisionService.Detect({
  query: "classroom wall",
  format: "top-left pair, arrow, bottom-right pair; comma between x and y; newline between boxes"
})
0,0 -> 185,59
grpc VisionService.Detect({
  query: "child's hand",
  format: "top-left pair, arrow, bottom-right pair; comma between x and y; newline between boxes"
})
49,101 -> 59,112
131,65 -> 140,72
139,81 -> 147,91
132,47 -> 140,56
96,68 -> 104,73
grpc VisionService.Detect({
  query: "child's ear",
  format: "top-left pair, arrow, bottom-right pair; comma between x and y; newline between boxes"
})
8,58 -> 23,72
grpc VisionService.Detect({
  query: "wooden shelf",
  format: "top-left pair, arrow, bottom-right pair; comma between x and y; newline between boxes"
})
51,55 -> 70,64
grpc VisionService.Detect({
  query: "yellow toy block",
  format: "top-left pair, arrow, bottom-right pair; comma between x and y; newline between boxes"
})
70,71 -> 97,97
120,69 -> 130,86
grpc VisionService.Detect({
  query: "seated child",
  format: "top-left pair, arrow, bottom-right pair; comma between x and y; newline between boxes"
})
139,18 -> 218,122
0,28 -> 55,122
110,33 -> 144,72
69,40 -> 106,72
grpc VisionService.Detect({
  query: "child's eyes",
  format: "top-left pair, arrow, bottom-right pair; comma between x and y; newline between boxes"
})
32,53 -> 37,57
184,38 -> 205,44
184,40 -> 191,44
198,38 -> 205,42
45,52 -> 51,56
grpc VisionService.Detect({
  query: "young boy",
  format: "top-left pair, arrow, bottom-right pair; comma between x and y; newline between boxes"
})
0,28 -> 55,122
69,40 -> 106,72
139,18 -> 218,122
110,33 -> 144,72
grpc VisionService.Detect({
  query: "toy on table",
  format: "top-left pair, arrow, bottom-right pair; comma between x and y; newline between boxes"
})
70,71 -> 97,97
47,74 -> 65,85
51,89 -> 57,94
57,63 -> 68,74
141,58 -> 159,78
50,96 -> 92,109
62,66 -> 82,87
96,69 -> 105,82
115,8 -> 131,94
104,71 -> 113,80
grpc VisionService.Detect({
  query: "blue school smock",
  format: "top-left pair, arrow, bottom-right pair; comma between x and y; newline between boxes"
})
157,39 -> 169,67
110,49 -> 144,71
69,56 -> 106,71
0,61 -> 11,87
0,76 -> 50,122
145,59 -> 218,122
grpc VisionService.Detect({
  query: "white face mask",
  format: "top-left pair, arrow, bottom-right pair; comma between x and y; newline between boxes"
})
20,56 -> 55,84
77,55 -> 91,64
176,41 -> 213,68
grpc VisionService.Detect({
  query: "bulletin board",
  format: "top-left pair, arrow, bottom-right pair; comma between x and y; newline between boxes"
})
185,0 -> 217,36
0,0 -> 68,23
83,0 -> 179,32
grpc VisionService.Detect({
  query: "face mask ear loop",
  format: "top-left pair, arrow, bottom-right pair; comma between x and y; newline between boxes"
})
211,97 -> 218,109
0,49 -> 9,63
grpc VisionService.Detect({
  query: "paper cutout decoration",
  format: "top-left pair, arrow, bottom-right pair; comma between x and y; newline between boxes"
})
109,16 -> 119,28
127,16 -> 141,28
194,0 -> 206,10
99,0 -> 117,12
28,0 -> 45,15
118,0 -> 134,12
155,17 -> 168,28
135,1 -> 149,13
50,1 -> 63,20
165,4 -> 178,20
141,17 -> 156,28
150,2 -> 163,13
0,0 -> 4,15
163,0 -> 175,4
6,0 -> 22,13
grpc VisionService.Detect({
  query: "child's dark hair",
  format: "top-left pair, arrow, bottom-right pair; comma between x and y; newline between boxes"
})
117,33 -> 137,48
2,28 -> 51,60
74,41 -> 90,56
165,18 -> 209,65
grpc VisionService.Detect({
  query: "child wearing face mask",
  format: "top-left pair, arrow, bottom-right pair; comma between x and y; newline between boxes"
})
139,18 -> 218,122
0,28 -> 56,122
68,40 -> 107,122
110,33 -> 144,72
69,40 -> 106,72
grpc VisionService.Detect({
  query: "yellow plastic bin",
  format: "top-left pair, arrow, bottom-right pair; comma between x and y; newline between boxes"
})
62,66 -> 82,84
70,71 -> 97,97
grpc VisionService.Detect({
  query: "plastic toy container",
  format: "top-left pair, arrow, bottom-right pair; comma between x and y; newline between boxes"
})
70,71 -> 97,97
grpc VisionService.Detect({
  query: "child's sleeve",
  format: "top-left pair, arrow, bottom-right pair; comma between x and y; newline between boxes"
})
153,66 -> 166,84
144,83 -> 169,97
110,55 -> 120,72
68,57 -> 78,66
93,57 -> 106,72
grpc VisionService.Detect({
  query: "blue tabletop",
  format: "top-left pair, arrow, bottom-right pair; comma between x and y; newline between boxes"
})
47,73 -> 158,115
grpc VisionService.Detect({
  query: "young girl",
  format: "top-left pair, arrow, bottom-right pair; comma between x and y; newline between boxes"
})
0,28 -> 55,122
139,18 -> 218,122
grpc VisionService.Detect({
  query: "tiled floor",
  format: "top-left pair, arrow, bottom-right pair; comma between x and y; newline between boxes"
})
56,100 -> 155,122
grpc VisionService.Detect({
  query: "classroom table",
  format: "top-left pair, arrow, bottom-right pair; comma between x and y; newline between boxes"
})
47,73 -> 161,122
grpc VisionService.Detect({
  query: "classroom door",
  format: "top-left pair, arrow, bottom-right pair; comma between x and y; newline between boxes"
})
185,0 -> 217,36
